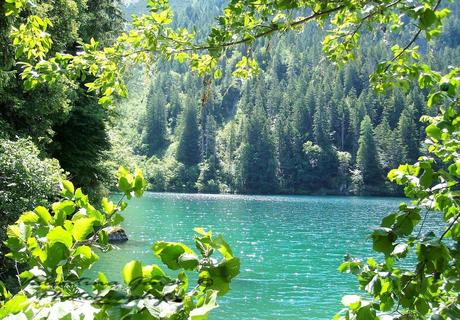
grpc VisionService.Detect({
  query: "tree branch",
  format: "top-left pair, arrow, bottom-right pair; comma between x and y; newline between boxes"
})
190,4 -> 347,52
440,211 -> 460,241
384,0 -> 442,72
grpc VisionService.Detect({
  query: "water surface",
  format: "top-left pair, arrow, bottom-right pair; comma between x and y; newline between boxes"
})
92,193 -> 404,319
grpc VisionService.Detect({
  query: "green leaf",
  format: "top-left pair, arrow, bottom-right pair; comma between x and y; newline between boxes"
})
34,206 -> 52,225
142,264 -> 166,279
426,124 -> 442,140
356,305 -> 377,320
117,166 -> 133,194
0,281 -> 11,300
43,243 -> 67,269
87,208 -> 106,226
134,175 -> 146,198
415,298 -> 429,315
101,197 -> 115,215
212,234 -> 234,259
420,9 -> 437,29
118,177 -> 132,194
18,211 -> 39,224
194,227 -> 211,236
0,294 -> 28,318
122,260 -> 142,285
204,257 -> 240,296
178,253 -> 200,270
214,69 -> 222,80
372,230 -> 395,256
47,226 -> 73,249
98,230 -> 109,245
391,243 -> 409,257
153,241 -> 197,270
56,265 -> 64,283
52,200 -> 76,226
72,218 -> 94,241
338,260 -> 361,274
98,272 -> 108,285
62,180 -> 75,195
419,169 -> 433,188
381,213 -> 397,228
75,188 -> 88,207
110,213 -> 124,226
427,91 -> 443,108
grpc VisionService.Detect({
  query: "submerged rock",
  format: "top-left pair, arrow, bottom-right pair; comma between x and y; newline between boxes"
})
106,227 -> 128,243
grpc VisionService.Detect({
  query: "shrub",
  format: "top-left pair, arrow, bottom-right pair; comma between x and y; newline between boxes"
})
0,138 -> 64,284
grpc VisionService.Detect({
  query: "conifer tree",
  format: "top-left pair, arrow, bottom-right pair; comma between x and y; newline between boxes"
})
374,117 -> 402,174
176,102 -> 201,165
237,106 -> 277,194
397,105 -> 419,164
144,87 -> 168,156
276,115 -> 302,192
356,116 -> 381,185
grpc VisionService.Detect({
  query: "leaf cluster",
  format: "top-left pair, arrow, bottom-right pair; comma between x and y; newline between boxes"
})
0,167 -> 239,319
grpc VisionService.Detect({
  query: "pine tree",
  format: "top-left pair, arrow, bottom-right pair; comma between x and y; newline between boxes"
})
276,115 -> 302,192
236,106 -> 277,194
308,99 -> 340,189
397,105 -> 419,164
144,87 -> 168,156
356,115 -> 381,185
51,92 -> 111,200
313,98 -> 331,147
293,86 -> 315,142
374,117 -> 403,174
176,103 -> 201,166
347,89 -> 365,155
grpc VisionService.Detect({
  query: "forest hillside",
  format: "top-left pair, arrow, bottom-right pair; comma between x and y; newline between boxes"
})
115,0 -> 460,195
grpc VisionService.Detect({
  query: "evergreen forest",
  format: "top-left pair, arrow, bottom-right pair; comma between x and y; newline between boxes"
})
116,0 -> 460,195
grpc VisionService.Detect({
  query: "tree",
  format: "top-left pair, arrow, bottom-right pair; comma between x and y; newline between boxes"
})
144,86 -> 168,156
51,94 -> 111,200
276,115 -> 302,193
374,116 -> 404,175
237,106 -> 277,194
196,156 -> 220,193
356,115 -> 381,186
337,151 -> 352,193
397,105 -> 420,164
0,0 -> 123,286
311,98 -> 340,189
176,103 -> 201,166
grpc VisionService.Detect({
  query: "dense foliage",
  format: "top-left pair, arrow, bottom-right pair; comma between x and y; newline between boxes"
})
0,0 -> 124,284
0,138 -> 64,284
0,0 -> 123,203
0,167 -> 239,319
336,66 -> 460,318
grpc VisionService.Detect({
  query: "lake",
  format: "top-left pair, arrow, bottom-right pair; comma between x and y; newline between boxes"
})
91,193 -> 404,319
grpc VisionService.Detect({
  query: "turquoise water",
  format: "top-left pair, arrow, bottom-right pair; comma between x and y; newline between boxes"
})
91,193 -> 404,319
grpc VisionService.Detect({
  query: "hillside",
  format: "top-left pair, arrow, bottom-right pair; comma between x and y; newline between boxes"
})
114,0 -> 460,195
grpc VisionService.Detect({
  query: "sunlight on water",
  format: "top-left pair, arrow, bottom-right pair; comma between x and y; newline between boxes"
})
90,193 -> 405,319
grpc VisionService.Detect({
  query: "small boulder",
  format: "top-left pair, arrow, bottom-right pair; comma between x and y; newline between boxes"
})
106,226 -> 128,243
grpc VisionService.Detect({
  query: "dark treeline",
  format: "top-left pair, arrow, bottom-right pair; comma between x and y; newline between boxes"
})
118,0 -> 459,195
